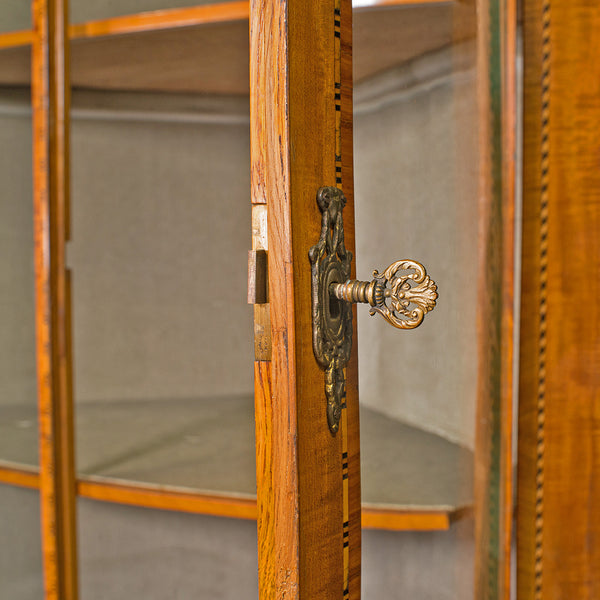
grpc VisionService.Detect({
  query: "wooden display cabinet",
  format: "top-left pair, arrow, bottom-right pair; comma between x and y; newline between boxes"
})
0,1 -> 516,599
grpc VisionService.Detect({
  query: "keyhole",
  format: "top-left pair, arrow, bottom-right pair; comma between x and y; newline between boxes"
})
329,293 -> 341,320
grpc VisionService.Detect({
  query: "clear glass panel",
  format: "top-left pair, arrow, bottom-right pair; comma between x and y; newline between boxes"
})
354,2 -> 483,595
0,90 -> 38,467
70,0 -> 236,23
0,485 -> 44,599
78,498 -> 258,599
0,2 -> 31,33
70,91 -> 254,494
362,522 -> 474,598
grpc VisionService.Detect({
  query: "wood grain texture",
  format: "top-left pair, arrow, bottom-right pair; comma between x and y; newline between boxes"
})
32,1 -> 78,599
250,0 -> 360,597
473,0 -> 516,598
250,0 -> 299,593
519,1 -> 600,598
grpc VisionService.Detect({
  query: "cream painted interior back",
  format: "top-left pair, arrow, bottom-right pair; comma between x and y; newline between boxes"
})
355,44 -> 478,449
0,111 -> 36,409
69,109 -> 253,403
0,2 -> 30,33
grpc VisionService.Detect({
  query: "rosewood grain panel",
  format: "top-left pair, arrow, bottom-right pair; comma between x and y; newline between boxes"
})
519,1 -> 600,598
32,1 -> 78,599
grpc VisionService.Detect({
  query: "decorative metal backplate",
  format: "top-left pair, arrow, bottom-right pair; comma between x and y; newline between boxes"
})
309,187 -> 353,434
309,187 -> 438,433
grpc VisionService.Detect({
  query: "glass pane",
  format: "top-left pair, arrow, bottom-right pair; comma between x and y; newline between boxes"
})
353,1 -> 484,595
0,90 -> 38,467
0,485 -> 44,599
71,0 -> 237,23
78,498 -> 258,600
0,2 -> 31,33
362,523 -> 474,598
70,91 -> 254,494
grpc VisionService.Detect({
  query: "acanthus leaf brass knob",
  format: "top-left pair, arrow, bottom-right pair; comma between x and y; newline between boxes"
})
329,260 -> 438,330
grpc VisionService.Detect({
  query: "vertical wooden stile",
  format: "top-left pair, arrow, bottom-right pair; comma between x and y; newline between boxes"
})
250,0 -> 360,598
32,1 -> 78,599
518,1 -> 600,598
474,0 -> 516,598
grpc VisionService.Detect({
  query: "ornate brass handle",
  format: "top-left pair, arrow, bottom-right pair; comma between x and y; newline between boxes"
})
310,186 -> 438,433
329,260 -> 437,330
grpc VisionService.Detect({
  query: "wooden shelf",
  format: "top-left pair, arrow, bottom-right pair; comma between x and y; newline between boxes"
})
0,397 -> 472,530
0,0 -> 473,94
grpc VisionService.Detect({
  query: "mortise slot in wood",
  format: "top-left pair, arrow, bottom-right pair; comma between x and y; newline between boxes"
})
248,249 -> 268,305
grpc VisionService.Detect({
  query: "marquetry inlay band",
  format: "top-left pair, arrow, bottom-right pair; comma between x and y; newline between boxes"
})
535,1 -> 551,597
333,1 -> 350,598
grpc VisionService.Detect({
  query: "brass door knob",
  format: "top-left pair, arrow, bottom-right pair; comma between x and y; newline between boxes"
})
329,260 -> 437,329
310,186 -> 438,433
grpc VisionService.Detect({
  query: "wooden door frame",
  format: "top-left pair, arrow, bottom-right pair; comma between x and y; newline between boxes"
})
32,1 -> 78,598
250,1 -> 361,599
518,1 -> 600,598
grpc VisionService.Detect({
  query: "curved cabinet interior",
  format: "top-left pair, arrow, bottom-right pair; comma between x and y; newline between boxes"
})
0,0 -> 512,598
0,0 -> 478,531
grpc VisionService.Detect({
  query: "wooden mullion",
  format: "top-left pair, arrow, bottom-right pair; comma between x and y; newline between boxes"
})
251,0 -> 360,598
32,1 -> 78,599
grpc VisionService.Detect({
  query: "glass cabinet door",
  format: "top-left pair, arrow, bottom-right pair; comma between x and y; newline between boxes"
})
64,4 -> 258,599
354,2 -> 514,598
354,3 -> 481,598
252,1 -> 514,599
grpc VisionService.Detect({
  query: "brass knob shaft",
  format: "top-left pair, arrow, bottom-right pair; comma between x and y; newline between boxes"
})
330,259 -> 438,330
